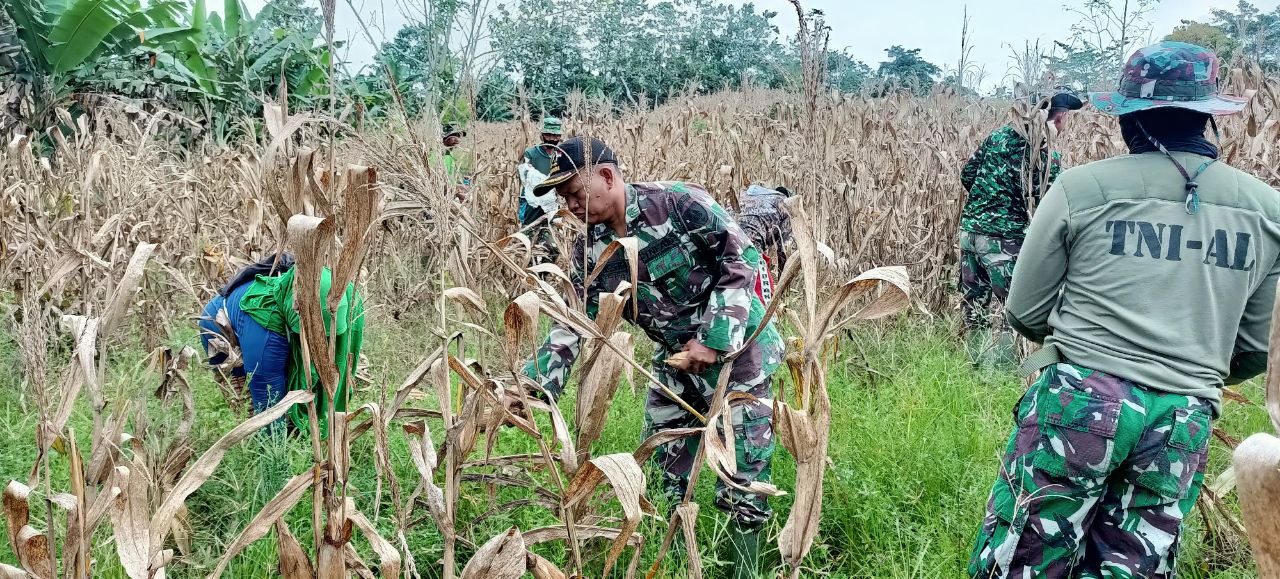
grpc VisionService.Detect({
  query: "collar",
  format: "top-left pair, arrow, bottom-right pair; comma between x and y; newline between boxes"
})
591,184 -> 640,242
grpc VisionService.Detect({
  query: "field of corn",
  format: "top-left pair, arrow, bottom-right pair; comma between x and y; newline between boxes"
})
3,68 -> 1280,579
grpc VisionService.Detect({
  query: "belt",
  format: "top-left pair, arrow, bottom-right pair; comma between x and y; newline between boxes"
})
1018,343 -> 1063,378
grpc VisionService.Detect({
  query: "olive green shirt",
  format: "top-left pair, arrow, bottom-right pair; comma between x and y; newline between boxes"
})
1007,151 -> 1280,416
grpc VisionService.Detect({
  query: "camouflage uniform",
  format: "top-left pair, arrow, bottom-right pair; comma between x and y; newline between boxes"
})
958,232 -> 1021,330
525,181 -> 784,528
959,126 -> 1062,332
969,363 -> 1212,578
973,42 -> 1263,579
738,185 -> 792,273
521,144 -> 560,263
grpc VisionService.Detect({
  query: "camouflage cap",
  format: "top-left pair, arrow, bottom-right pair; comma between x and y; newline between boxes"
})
531,136 -> 617,195
1089,41 -> 1247,116
541,116 -> 563,135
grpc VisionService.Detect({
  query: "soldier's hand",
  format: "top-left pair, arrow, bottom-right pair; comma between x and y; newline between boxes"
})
671,340 -> 719,374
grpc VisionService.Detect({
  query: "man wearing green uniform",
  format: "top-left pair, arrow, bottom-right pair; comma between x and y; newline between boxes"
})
959,91 -> 1082,365
969,42 -> 1276,578
522,137 -> 782,578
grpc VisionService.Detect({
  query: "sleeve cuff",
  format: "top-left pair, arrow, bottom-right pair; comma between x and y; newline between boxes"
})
1228,351 -> 1267,384
1005,310 -> 1048,344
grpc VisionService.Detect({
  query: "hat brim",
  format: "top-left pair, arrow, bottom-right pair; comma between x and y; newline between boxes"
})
531,170 -> 575,195
1088,91 -> 1248,116
541,129 -> 564,136
1043,92 -> 1085,111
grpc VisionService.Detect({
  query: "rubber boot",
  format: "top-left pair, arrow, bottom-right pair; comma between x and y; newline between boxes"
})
727,522 -> 761,579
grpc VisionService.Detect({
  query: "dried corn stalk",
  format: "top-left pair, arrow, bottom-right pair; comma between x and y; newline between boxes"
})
775,196 -> 911,578
1234,279 -> 1280,577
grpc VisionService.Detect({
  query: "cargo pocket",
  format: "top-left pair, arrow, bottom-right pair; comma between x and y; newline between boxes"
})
1032,384 -> 1122,479
1135,407 -> 1211,501
641,236 -> 694,302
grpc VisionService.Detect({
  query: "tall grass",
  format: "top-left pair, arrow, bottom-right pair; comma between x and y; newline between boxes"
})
0,312 -> 1266,577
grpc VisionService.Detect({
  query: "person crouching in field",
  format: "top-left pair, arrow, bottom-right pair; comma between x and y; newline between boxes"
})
737,184 -> 793,304
968,42 -> 1278,579
199,254 -> 365,436
959,90 -> 1083,367
522,137 -> 783,578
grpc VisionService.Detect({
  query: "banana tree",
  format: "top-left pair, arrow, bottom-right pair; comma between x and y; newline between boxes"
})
162,0 -> 335,141
0,0 -> 201,133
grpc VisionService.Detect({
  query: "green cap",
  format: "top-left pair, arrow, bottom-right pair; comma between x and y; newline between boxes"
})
540,116 -> 563,135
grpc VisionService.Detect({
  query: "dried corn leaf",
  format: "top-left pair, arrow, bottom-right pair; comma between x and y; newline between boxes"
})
386,346 -> 445,421
152,390 -> 313,557
110,456 -> 153,579
576,332 -> 632,464
345,500 -> 401,579
503,292 -> 541,372
329,165 -> 381,313
276,520 -> 315,579
445,287 -> 489,319
782,196 -> 819,321
526,552 -> 566,579
207,470 -> 314,578
4,481 -> 31,556
101,243 -> 158,339
403,422 -> 448,529
775,400 -> 824,573
460,527 -> 525,579
63,430 -> 88,579
43,316 -> 99,456
675,503 -> 702,579
15,526 -> 52,579
522,525 -> 638,546
564,454 -> 646,575
1234,433 -> 1280,577
583,238 -> 639,314
287,214 -> 339,395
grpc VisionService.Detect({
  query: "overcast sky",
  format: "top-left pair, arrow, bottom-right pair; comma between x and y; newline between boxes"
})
244,0 -> 1277,90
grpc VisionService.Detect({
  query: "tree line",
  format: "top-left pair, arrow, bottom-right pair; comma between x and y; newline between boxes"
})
1,0 -> 1275,140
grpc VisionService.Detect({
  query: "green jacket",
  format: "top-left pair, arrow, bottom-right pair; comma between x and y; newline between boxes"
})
960,125 -> 1063,239
524,145 -> 556,176
1007,151 -> 1280,416
240,267 -> 364,434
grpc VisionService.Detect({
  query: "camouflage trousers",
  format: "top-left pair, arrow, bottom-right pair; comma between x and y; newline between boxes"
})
529,223 -> 559,265
642,347 -> 778,529
969,363 -> 1214,579
959,229 -> 1022,332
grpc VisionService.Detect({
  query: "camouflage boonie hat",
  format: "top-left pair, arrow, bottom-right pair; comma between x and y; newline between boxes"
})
1089,41 -> 1247,116
541,116 -> 563,135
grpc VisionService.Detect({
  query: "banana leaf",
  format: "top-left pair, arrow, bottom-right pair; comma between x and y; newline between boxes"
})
46,0 -> 131,73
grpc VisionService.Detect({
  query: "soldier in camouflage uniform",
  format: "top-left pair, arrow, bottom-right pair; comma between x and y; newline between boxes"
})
518,117 -> 565,264
971,43 -> 1273,578
959,91 -> 1082,365
523,137 -> 782,579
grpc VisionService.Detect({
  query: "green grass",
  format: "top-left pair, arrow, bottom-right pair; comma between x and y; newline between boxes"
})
0,314 -> 1268,578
